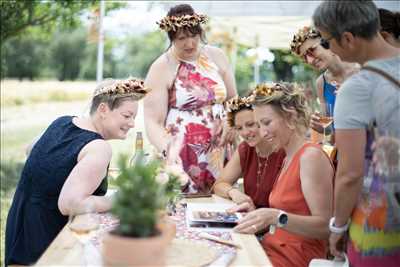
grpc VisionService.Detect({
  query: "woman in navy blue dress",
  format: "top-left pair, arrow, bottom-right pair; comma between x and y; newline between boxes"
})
5,78 -> 150,265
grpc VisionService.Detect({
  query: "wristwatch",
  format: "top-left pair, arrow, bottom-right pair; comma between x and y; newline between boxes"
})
329,217 -> 350,234
269,210 -> 288,235
277,210 -> 289,228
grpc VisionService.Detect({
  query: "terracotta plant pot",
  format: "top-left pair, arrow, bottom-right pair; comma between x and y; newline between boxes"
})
102,221 -> 176,266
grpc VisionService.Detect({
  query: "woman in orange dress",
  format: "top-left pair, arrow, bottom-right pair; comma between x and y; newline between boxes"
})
231,82 -> 334,267
213,95 -> 285,209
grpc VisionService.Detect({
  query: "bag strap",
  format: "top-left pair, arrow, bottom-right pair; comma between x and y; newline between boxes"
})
362,65 -> 400,89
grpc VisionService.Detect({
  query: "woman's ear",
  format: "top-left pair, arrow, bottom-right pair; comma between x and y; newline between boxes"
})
97,102 -> 109,119
286,121 -> 296,131
284,110 -> 298,131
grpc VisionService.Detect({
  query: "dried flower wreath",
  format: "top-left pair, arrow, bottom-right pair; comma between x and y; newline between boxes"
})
157,13 -> 208,32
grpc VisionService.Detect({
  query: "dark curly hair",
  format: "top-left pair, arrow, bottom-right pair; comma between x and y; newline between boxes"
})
165,4 -> 207,44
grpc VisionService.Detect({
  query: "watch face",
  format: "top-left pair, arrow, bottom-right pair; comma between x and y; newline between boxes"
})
279,213 -> 288,225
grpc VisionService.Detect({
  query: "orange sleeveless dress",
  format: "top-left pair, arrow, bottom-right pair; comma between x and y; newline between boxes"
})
262,143 -> 333,267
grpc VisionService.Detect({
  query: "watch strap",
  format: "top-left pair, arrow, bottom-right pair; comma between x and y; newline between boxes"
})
329,217 -> 350,234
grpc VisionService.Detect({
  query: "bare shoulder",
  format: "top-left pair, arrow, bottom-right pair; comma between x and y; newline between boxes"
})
149,52 -> 170,71
204,45 -> 229,72
299,146 -> 333,184
300,146 -> 329,165
81,139 -> 112,159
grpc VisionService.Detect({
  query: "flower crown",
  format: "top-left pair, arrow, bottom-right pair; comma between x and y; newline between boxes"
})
157,13 -> 208,32
93,77 -> 151,100
225,95 -> 254,113
290,26 -> 321,55
254,83 -> 285,97
225,95 -> 255,127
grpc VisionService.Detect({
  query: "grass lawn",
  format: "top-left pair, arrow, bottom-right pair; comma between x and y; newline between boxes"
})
0,80 -> 149,265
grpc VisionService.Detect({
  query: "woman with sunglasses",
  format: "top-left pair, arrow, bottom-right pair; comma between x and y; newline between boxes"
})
290,26 -> 359,140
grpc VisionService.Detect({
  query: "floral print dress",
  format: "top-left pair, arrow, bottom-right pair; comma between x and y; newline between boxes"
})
166,51 -> 228,193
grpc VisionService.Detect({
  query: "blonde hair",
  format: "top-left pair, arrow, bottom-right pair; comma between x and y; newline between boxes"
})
252,82 -> 310,134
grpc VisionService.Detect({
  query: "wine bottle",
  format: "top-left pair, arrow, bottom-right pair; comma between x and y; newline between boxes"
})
129,131 -> 144,166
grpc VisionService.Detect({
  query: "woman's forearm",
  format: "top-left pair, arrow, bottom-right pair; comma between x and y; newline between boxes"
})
213,181 -> 233,198
61,195 -> 112,216
92,195 -> 113,213
280,213 -> 330,239
333,173 -> 363,226
145,119 -> 169,153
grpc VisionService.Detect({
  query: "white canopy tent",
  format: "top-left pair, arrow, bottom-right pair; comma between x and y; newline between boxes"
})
161,1 -> 400,49
159,1 -> 399,84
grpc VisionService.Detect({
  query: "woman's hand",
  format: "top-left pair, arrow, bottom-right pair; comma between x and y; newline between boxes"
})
310,112 -> 324,134
227,201 -> 256,213
219,124 -> 237,146
329,232 -> 347,258
164,163 -> 190,187
233,208 -> 279,234
165,135 -> 184,165
228,189 -> 255,206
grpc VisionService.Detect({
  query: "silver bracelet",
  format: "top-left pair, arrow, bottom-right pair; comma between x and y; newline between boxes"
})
329,217 -> 350,234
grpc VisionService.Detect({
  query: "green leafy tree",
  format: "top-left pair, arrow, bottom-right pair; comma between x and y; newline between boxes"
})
235,45 -> 255,96
270,49 -> 296,82
49,29 -> 87,81
79,39 -> 118,80
0,0 -> 97,42
1,0 -> 125,80
2,33 -> 48,80
117,31 -> 166,79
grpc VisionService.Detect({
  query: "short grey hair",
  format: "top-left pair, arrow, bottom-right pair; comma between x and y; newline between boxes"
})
312,0 -> 380,40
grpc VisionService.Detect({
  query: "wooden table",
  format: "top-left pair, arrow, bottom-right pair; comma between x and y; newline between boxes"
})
35,195 -> 272,266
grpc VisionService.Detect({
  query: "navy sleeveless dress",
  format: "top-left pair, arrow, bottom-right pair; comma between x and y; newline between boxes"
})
5,116 -> 108,265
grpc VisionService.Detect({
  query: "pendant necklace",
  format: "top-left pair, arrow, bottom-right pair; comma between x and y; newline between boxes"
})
256,150 -> 270,188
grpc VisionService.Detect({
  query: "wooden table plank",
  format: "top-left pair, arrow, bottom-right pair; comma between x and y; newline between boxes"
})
35,195 -> 272,266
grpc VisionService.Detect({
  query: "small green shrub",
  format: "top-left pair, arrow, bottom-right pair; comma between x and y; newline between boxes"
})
111,153 -> 179,238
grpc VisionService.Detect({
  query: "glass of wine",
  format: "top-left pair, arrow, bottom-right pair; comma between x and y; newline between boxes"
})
319,102 -> 334,145
68,201 -> 100,266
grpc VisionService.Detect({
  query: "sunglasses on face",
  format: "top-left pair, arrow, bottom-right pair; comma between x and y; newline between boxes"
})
320,35 -> 334,49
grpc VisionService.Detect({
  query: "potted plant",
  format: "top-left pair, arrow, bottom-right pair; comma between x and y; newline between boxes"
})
102,152 -> 179,266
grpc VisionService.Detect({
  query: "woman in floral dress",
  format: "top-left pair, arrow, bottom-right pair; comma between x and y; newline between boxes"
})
144,4 -> 237,193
